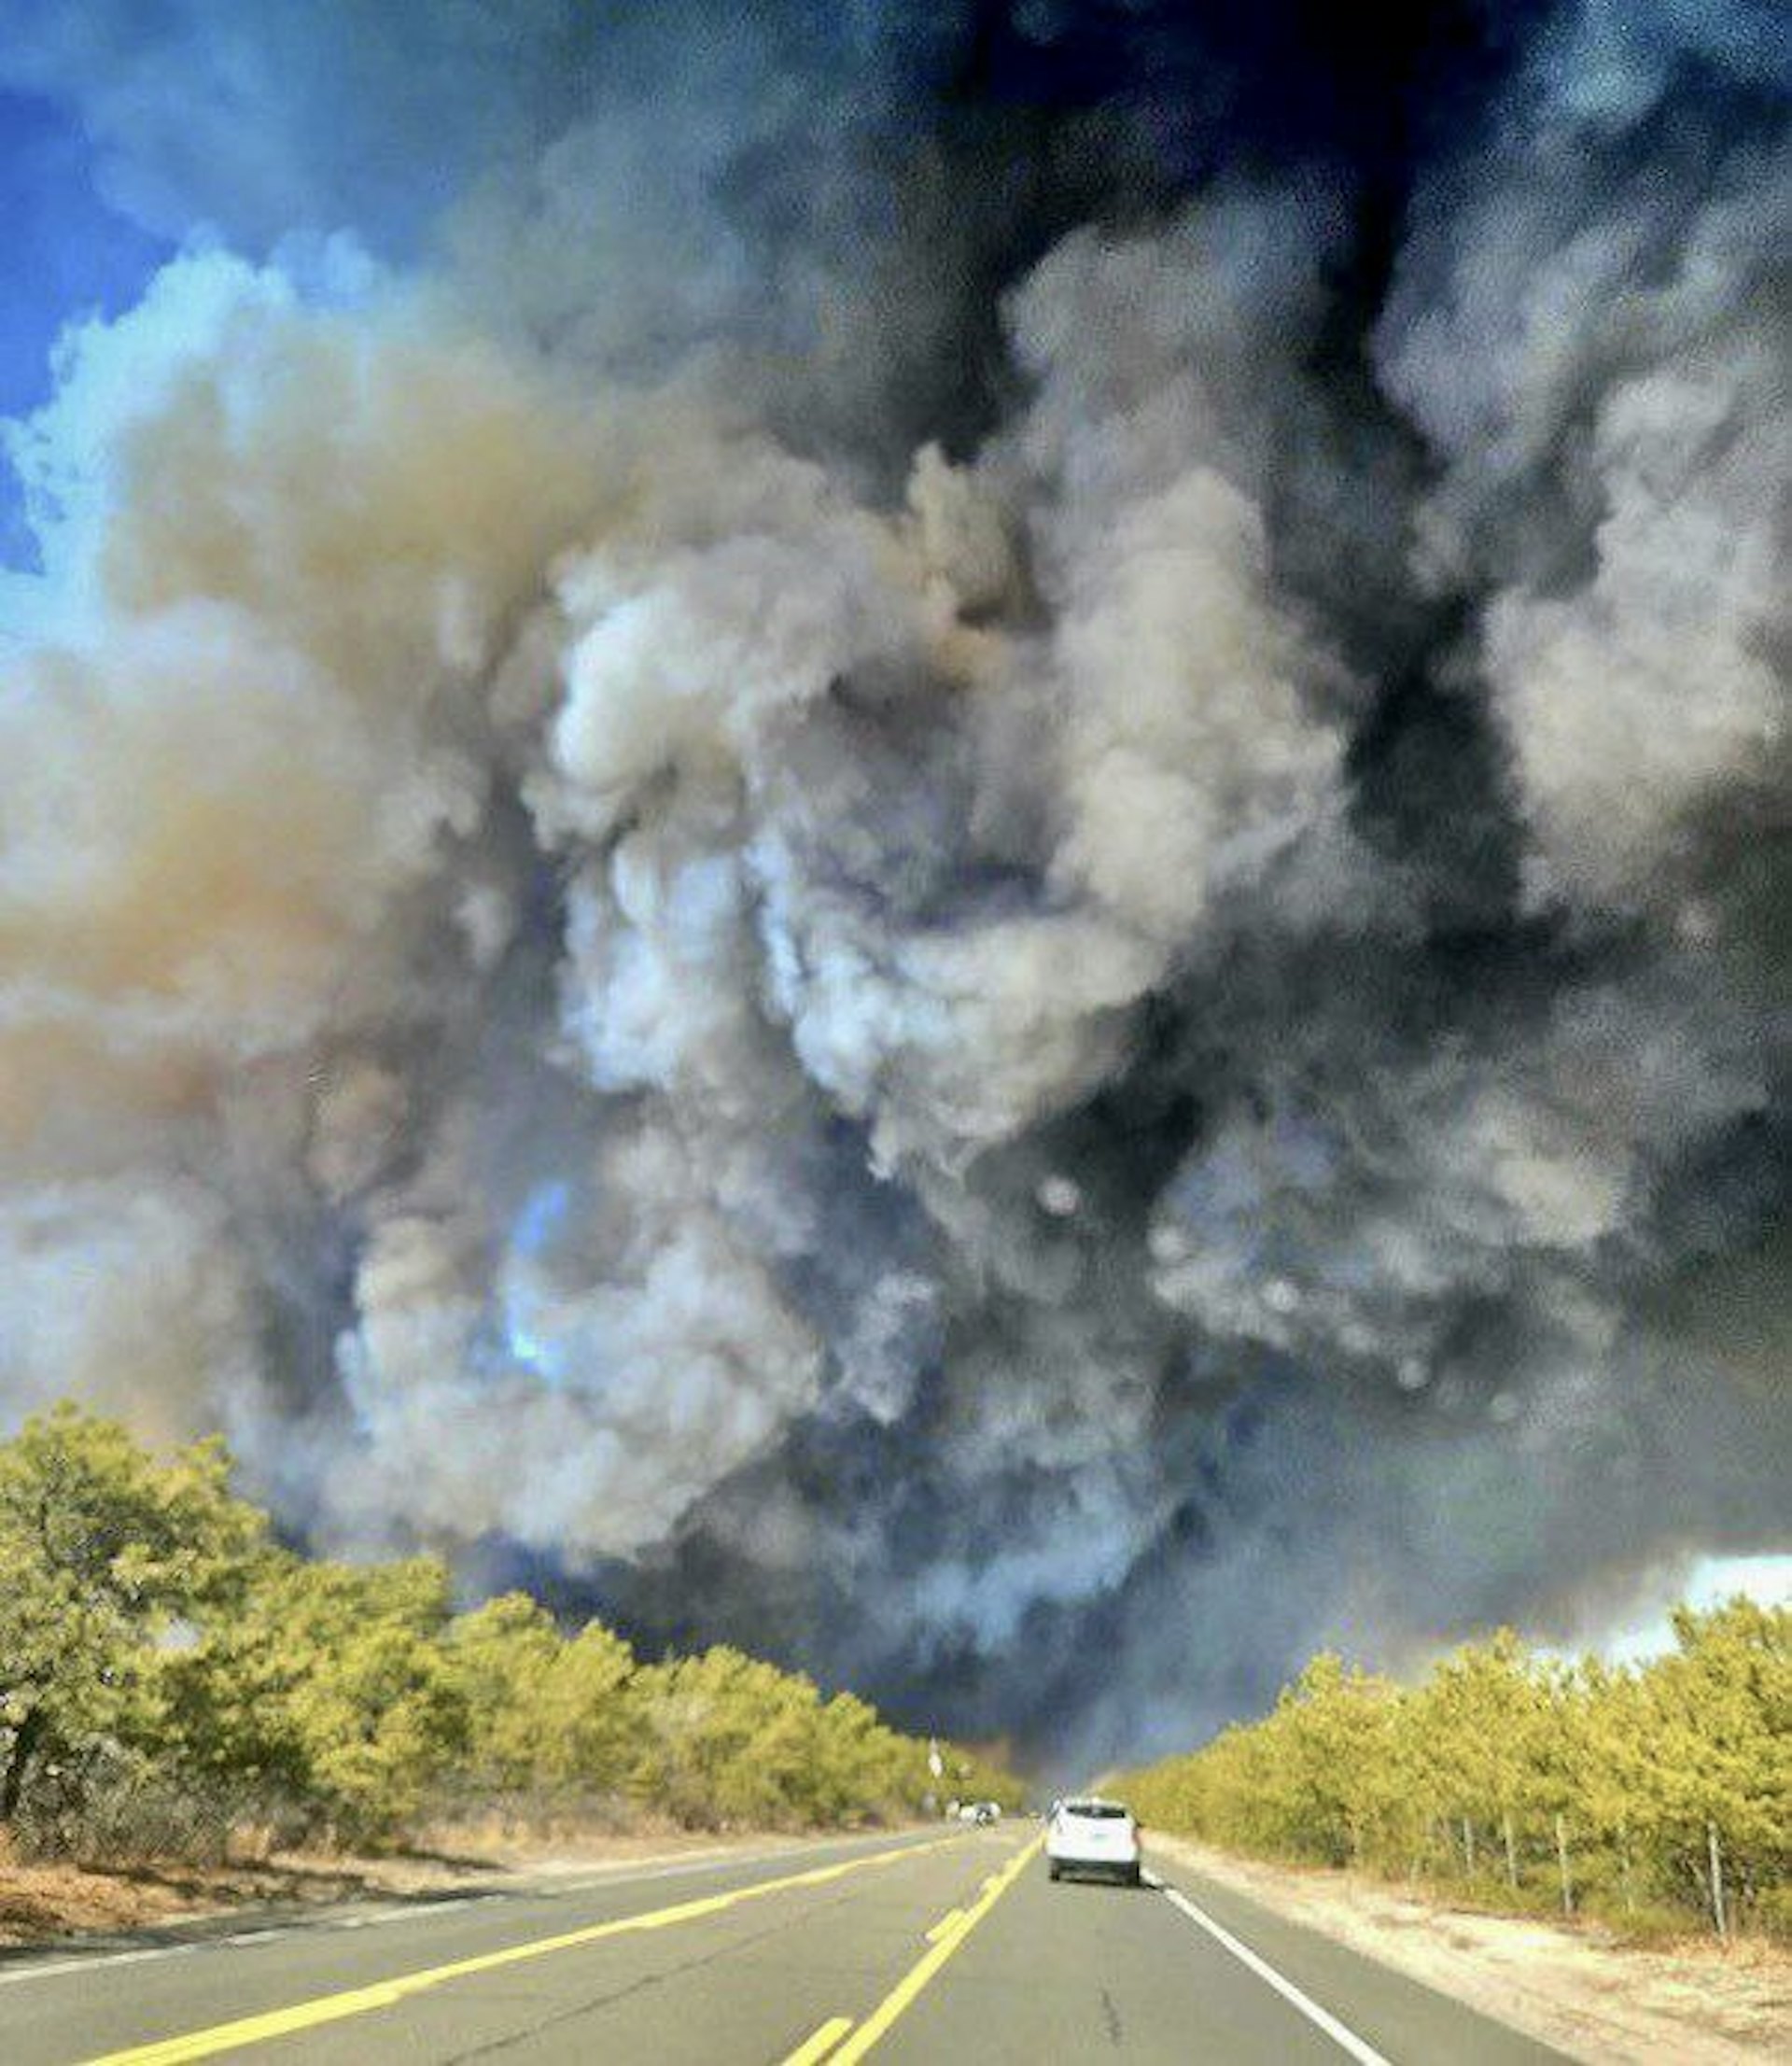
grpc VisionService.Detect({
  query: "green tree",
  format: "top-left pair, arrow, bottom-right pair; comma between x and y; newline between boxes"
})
1117,1600 -> 1790,1940
1,1403 -> 1022,1855
532,1620 -> 638,1792
1625,1601 -> 1791,1922
443,1601 -> 637,1798
1410,1631 -> 1555,1886
631,1648 -> 823,1827
0,1405 -> 263,1822
444,1593 -> 564,1791
166,1553 -> 466,1842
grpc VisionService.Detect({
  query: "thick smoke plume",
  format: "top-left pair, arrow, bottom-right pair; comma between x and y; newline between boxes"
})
1,1 -> 1785,1764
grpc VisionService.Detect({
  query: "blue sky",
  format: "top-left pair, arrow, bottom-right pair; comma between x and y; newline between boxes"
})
0,87 -> 171,564
1566,1554 -> 1792,1665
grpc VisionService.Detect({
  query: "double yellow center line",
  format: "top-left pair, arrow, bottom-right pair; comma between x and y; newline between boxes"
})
785,1833 -> 1043,2064
80,1834 -> 965,2066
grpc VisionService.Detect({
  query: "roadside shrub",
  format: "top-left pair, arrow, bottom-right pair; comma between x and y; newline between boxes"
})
13,1751 -> 236,1866
0,1407 -> 1015,1864
1119,1603 -> 1790,1943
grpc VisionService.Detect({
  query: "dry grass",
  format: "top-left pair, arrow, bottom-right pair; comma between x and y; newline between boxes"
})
0,1828 -> 377,1944
0,1819 -> 883,1948
1151,1833 -> 1791,2064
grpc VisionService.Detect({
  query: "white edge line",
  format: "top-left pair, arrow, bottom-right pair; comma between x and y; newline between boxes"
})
0,1943 -> 201,1988
1160,1885 -> 1393,2066
0,1829 -> 948,1987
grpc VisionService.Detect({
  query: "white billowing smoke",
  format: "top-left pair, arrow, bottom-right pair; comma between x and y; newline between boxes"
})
0,198 -> 1348,1563
0,1178 -> 256,1442
1379,23 -> 1791,913
0,0 -> 1785,1752
332,1110 -> 827,1554
1006,197 -> 1355,950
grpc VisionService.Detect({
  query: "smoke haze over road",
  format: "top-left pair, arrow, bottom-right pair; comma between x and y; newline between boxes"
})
1,1 -> 1785,1764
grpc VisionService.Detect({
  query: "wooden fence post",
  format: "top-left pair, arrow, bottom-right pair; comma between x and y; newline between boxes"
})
1502,1811 -> 1519,1891
1707,1820 -> 1728,1941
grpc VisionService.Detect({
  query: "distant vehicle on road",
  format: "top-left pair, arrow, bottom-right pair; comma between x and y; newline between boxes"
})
1046,1797 -> 1142,1886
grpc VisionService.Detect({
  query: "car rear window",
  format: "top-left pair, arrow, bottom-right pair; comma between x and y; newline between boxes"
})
1063,1802 -> 1128,1819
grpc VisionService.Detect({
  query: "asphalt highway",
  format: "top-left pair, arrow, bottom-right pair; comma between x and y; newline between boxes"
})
1,1825 -> 1569,2063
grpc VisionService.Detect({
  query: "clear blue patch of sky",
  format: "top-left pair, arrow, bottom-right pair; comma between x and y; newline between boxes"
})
0,87 -> 173,569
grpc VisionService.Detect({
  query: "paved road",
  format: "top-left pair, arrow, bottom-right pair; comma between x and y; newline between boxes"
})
2,1826 -> 1569,2063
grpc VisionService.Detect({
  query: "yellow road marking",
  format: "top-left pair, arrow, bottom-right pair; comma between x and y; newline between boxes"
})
923,1905 -> 966,1944
780,2013 -> 855,2064
829,1834 -> 1043,2062
79,1835 -> 962,2066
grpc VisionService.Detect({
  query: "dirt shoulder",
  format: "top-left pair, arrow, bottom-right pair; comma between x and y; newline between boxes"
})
0,1825 -> 888,1949
1150,1834 -> 1789,2064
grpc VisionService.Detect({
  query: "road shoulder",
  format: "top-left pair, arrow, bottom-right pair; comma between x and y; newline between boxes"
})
0,1826 -> 911,1954
1148,1834 -> 1788,2065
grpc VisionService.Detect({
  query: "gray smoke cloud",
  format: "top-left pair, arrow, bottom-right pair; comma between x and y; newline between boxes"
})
1,0 -> 1785,1762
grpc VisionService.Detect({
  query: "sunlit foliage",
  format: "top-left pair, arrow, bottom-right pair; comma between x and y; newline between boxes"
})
1119,1609 -> 1790,1938
0,1408 -> 1013,1853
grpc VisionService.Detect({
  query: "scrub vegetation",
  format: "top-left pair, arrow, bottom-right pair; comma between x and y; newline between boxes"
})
1121,1610 -> 1790,1943
0,1406 -> 1015,1860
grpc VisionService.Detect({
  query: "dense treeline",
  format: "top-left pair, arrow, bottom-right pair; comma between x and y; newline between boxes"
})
0,1407 -> 1015,1858
1120,1609 -> 1790,1940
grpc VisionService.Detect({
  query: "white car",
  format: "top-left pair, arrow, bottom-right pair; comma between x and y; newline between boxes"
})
1046,1797 -> 1142,1886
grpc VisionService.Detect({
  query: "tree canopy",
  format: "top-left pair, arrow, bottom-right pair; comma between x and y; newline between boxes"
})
1119,1606 -> 1790,1939
0,1406 -> 1015,1854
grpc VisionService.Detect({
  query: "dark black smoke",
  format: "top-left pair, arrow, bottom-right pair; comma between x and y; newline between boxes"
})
1,0 -> 1785,1766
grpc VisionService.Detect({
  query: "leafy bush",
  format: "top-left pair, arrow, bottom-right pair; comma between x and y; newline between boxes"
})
1119,1606 -> 1790,1940
0,1407 -> 1008,1857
